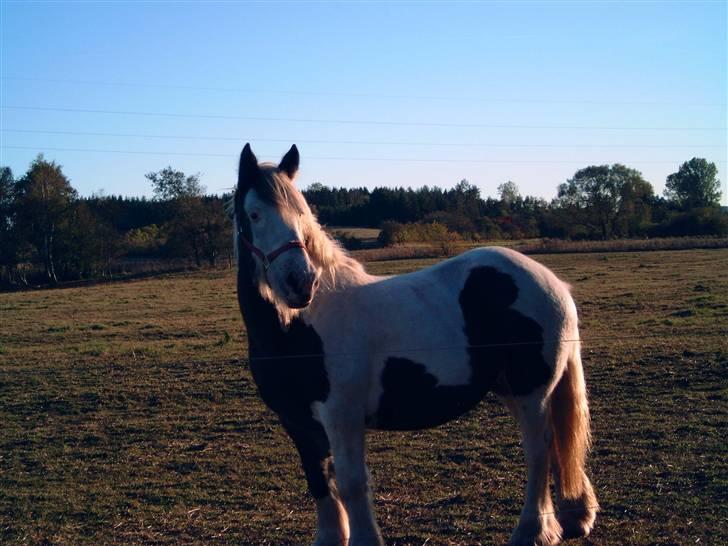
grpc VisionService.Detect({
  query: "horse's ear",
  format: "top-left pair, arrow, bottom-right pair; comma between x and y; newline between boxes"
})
238,143 -> 259,189
278,145 -> 299,180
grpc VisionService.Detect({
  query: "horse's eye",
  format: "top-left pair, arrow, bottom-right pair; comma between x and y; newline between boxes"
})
250,212 -> 260,222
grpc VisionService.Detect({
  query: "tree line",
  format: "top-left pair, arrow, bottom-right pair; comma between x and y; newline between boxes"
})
0,157 -> 233,287
305,160 -> 725,244
0,154 -> 724,287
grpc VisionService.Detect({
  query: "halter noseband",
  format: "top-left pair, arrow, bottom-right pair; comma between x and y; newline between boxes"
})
239,236 -> 306,272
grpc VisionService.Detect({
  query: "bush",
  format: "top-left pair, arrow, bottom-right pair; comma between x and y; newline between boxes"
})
125,224 -> 165,256
378,221 -> 406,246
336,234 -> 364,250
652,207 -> 728,237
378,221 -> 459,252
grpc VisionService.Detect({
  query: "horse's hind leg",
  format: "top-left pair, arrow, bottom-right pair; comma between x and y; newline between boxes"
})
501,394 -> 563,546
281,419 -> 349,546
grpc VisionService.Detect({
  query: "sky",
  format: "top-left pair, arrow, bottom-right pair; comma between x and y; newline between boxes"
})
1,1 -> 726,204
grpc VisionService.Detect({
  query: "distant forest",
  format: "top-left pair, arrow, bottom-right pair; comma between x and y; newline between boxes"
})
0,154 -> 725,287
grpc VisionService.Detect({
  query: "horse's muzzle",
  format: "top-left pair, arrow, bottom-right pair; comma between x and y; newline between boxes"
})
286,272 -> 319,308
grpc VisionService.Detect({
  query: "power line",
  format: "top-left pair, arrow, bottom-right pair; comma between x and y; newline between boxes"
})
6,144 -> 722,165
3,128 -> 725,149
3,105 -> 725,131
3,75 -> 722,108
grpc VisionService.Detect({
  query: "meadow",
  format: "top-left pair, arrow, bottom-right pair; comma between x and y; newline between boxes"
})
1,248 -> 726,545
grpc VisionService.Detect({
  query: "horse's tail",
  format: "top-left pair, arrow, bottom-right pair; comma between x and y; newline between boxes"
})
549,338 -> 594,501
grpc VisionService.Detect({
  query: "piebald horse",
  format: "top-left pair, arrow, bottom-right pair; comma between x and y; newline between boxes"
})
232,144 -> 598,545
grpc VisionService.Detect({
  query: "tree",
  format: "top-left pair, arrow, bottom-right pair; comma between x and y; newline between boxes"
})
15,155 -> 77,283
198,198 -> 234,267
60,201 -> 123,278
146,167 -> 204,200
146,167 -> 205,264
0,166 -> 13,220
306,182 -> 325,193
557,164 -> 653,239
0,167 -> 21,283
665,158 -> 721,209
615,175 -> 654,236
449,179 -> 481,220
145,167 -> 234,267
498,180 -> 521,207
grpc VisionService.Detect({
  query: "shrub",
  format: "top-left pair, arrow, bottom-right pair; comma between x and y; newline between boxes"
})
652,207 -> 728,237
378,221 -> 459,251
378,221 -> 406,246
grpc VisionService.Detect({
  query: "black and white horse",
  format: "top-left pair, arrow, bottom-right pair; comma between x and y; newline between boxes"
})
232,144 -> 598,545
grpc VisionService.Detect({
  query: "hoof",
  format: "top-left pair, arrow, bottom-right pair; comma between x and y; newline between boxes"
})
558,487 -> 598,539
558,503 -> 597,539
509,513 -> 563,546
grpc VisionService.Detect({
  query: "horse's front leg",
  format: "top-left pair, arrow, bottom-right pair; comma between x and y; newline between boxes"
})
281,419 -> 349,546
318,409 -> 384,546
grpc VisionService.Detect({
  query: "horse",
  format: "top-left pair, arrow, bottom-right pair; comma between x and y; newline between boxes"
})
231,143 -> 598,546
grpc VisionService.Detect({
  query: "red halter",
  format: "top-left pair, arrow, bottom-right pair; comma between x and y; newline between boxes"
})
239,236 -> 306,272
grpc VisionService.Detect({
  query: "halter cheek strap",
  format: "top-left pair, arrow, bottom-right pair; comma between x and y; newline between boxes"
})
240,236 -> 306,271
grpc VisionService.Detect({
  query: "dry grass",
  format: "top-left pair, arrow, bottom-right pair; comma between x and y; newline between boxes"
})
518,236 -> 728,254
326,227 -> 381,240
1,249 -> 726,545
353,236 -> 728,263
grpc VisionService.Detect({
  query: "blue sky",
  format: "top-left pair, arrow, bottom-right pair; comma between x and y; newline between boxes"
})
1,1 -> 726,204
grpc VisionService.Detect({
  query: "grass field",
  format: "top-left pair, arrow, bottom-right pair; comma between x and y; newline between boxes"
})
327,227 -> 381,242
1,248 -> 727,545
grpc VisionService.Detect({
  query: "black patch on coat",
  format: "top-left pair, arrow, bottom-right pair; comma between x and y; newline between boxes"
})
459,266 -> 551,396
236,245 -> 332,495
370,265 -> 551,430
281,417 -> 333,499
371,357 -> 486,430
236,239 -> 332,497
237,269 -> 329,426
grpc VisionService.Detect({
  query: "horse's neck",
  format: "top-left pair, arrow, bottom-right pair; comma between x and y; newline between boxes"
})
316,240 -> 373,291
323,261 -> 371,290
236,266 -> 287,351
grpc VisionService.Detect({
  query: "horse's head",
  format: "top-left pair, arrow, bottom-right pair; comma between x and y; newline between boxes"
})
234,143 -> 319,309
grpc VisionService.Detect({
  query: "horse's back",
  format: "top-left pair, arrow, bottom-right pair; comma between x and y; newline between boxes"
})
368,246 -> 574,334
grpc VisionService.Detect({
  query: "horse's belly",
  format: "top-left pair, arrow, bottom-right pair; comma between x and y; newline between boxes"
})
365,357 -> 490,431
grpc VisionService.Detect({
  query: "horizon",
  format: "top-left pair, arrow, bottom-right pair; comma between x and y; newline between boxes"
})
2,1 -> 726,204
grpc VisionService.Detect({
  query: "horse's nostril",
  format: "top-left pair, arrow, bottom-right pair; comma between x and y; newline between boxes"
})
286,272 -> 316,301
286,273 -> 299,292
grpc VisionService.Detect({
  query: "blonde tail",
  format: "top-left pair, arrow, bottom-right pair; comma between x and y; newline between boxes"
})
550,340 -> 593,500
